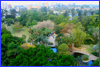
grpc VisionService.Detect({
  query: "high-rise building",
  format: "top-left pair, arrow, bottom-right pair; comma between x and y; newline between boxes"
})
1,2 -> 7,9
45,2 -> 48,8
27,6 -> 31,10
7,4 -> 12,9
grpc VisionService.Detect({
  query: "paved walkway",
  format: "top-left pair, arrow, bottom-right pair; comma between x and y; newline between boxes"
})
73,50 -> 98,62
47,34 -> 56,47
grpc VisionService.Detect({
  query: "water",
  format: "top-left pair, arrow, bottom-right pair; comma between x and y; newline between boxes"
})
50,48 -> 93,66
73,53 -> 93,66
51,48 -> 57,53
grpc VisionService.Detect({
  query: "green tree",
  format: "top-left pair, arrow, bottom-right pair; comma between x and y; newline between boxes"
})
91,59 -> 99,66
84,10 -> 88,16
58,43 -> 70,55
91,11 -> 94,15
11,9 -> 16,19
78,10 -> 82,22
55,33 -> 64,45
64,10 -> 68,18
71,8 -> 75,17
54,25 -> 62,34
1,9 -> 4,18
9,45 -> 56,66
4,9 -> 8,18
6,18 -> 14,32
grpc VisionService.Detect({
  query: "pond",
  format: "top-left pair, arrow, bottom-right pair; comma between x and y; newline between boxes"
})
73,53 -> 93,66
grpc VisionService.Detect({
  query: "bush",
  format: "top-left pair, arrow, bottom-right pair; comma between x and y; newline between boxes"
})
22,35 -> 26,40
91,59 -> 99,66
82,55 -> 89,61
58,43 -> 70,56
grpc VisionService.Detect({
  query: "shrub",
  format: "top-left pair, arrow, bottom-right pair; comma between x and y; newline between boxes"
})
82,55 -> 89,61
58,43 -> 70,56
22,35 -> 26,40
91,59 -> 99,66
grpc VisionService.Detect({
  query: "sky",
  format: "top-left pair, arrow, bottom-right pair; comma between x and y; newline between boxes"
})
1,1 -> 99,6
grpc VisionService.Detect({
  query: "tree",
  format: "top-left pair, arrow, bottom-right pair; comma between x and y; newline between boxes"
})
55,33 -> 64,45
91,11 -> 94,15
71,28 -> 87,47
6,18 -> 14,32
78,10 -> 82,22
71,8 -> 75,17
40,6 -> 47,14
87,27 -> 99,44
84,10 -> 87,16
58,43 -> 70,55
1,9 -> 4,18
9,45 -> 56,66
28,34 -> 37,45
4,9 -> 8,18
64,10 -> 68,18
54,25 -> 62,34
49,10 -> 54,15
91,59 -> 99,66
11,9 -> 16,19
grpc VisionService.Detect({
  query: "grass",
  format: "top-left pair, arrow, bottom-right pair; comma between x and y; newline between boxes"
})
11,26 -> 31,42
81,45 -> 95,54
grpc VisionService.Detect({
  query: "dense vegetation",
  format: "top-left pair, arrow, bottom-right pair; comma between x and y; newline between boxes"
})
1,4 -> 99,66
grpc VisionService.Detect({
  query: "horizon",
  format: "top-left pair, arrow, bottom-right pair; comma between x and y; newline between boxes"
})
1,1 -> 99,6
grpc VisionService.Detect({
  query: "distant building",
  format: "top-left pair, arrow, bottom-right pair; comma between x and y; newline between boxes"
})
27,5 -> 41,10
27,6 -> 31,10
45,2 -> 48,8
1,2 -> 7,9
7,4 -> 12,9
32,6 -> 41,9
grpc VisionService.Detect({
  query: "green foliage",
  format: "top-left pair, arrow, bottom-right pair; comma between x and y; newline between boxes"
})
64,10 -> 68,18
55,33 -> 64,45
58,43 -> 70,56
13,22 -> 23,31
54,25 -> 62,34
72,28 -> 87,47
1,28 -> 25,66
1,18 -> 6,23
8,45 -> 55,66
51,55 -> 75,66
71,8 -> 75,17
9,45 -> 75,66
11,9 -> 16,19
22,35 -> 26,40
1,27 -> 11,35
87,27 -> 99,44
6,18 -> 14,26
82,55 -> 89,61
91,59 -> 99,66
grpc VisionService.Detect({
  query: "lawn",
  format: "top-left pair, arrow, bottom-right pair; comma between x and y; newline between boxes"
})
11,26 -> 31,42
81,45 -> 95,54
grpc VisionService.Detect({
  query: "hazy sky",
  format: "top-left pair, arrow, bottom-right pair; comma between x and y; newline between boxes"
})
1,1 -> 99,6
